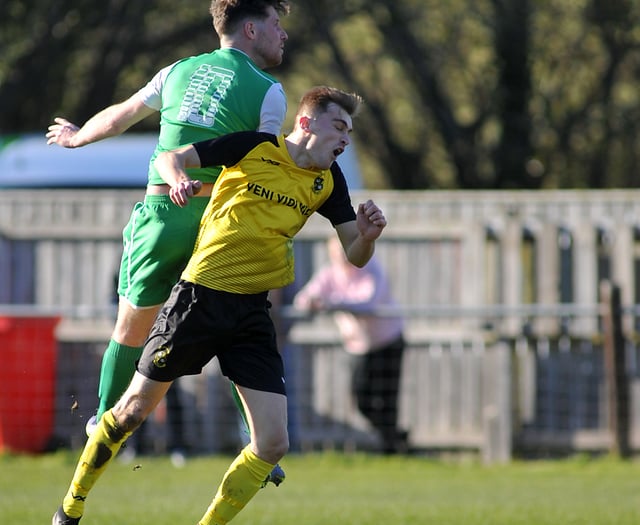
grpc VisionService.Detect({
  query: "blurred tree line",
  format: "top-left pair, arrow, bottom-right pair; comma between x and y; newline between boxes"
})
2,0 -> 640,189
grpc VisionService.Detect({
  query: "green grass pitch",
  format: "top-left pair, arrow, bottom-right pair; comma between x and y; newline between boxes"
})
1,451 -> 639,525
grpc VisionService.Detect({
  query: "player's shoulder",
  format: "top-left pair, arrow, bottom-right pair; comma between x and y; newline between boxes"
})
228,130 -> 279,146
195,131 -> 279,157
193,131 -> 281,170
235,131 -> 280,157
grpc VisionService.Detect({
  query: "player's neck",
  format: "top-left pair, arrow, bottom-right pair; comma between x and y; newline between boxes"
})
219,37 -> 255,62
285,135 -> 316,170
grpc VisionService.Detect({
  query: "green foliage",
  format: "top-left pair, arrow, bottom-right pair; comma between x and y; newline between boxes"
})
2,0 -> 640,189
1,451 -> 639,525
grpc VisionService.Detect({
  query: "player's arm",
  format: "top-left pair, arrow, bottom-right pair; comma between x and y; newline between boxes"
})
155,132 -> 275,207
154,145 -> 203,207
318,163 -> 386,267
258,83 -> 287,134
46,93 -> 155,148
334,200 -> 387,268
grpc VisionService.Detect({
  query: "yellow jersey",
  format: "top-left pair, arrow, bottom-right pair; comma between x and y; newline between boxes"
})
181,132 -> 356,293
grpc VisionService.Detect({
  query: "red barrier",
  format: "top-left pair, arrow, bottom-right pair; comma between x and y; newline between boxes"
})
0,316 -> 60,453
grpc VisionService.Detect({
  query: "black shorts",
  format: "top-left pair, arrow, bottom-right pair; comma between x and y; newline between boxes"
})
137,280 -> 286,395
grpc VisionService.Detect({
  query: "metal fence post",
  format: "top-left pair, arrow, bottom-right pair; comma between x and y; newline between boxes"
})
600,280 -> 630,458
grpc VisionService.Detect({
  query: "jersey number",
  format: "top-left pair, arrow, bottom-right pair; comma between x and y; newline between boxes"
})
177,65 -> 235,127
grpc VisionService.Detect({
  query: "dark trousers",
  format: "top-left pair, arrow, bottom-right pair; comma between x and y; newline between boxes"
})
351,336 -> 405,453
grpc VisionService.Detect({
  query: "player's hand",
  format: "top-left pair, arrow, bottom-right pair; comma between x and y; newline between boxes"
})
356,199 -> 387,241
46,117 -> 80,147
169,179 -> 203,207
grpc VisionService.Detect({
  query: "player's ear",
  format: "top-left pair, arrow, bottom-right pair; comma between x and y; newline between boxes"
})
299,116 -> 311,131
244,21 -> 256,39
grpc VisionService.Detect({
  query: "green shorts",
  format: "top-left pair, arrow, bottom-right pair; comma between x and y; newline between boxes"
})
117,195 -> 210,307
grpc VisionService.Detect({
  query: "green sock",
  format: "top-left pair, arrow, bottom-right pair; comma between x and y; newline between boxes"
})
62,410 -> 132,518
230,382 -> 250,436
96,340 -> 143,419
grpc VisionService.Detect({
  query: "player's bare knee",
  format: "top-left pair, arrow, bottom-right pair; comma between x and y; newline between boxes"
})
274,435 -> 289,459
112,397 -> 146,432
255,433 -> 289,463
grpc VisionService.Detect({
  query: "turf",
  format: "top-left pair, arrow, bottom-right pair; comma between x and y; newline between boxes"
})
1,451 -> 639,525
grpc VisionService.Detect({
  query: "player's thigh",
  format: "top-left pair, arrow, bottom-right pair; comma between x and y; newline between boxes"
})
112,298 -> 162,347
236,386 -> 288,444
117,196 -> 208,307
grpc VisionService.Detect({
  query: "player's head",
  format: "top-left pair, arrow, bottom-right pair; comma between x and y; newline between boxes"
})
296,86 -> 362,120
292,86 -> 363,170
210,0 -> 290,68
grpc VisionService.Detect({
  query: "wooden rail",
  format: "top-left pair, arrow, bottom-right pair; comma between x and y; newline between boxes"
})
2,189 -> 640,459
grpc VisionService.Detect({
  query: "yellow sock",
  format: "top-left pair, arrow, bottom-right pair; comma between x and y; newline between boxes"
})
198,446 -> 275,525
62,410 -> 132,518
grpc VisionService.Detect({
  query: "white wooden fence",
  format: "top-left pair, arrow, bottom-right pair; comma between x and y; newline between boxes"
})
2,189 -> 640,460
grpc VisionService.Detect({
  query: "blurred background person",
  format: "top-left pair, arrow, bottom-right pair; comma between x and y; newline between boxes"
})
293,237 -> 408,454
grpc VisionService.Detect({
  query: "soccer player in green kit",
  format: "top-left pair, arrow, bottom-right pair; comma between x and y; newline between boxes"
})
46,0 -> 289,481
51,85 -> 387,525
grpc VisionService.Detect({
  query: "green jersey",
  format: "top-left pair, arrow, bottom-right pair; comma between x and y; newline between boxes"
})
138,48 -> 286,185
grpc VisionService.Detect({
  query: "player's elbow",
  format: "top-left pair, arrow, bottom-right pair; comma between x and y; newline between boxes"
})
347,253 -> 371,268
350,258 -> 368,268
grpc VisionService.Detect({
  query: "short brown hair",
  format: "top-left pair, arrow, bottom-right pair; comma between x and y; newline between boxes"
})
297,86 -> 363,119
210,0 -> 290,36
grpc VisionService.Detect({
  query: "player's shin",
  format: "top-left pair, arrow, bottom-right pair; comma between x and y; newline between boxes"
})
198,446 -> 275,525
96,341 -> 144,420
61,410 -> 132,518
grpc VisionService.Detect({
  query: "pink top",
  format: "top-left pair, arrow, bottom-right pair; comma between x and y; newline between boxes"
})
293,255 -> 404,355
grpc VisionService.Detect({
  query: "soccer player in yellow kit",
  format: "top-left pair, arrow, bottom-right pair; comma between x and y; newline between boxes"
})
52,86 -> 387,525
